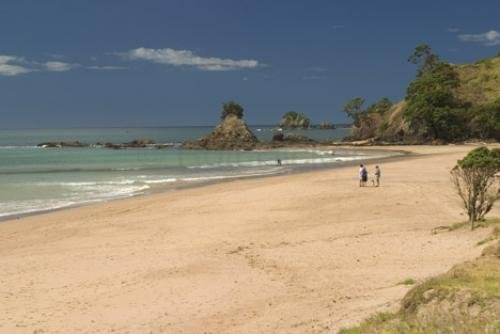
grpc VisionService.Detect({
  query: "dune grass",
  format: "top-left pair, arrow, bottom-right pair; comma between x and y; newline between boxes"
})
339,241 -> 500,334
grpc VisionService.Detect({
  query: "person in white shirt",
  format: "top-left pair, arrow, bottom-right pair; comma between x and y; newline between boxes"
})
374,165 -> 381,187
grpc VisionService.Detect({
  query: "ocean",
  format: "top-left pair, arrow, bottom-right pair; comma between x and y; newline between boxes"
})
0,127 -> 393,219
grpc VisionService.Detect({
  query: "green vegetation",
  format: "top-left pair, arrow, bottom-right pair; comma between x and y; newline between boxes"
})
346,45 -> 500,143
469,99 -> 500,141
398,278 -> 417,286
451,147 -> 500,229
278,111 -> 311,128
342,97 -> 393,127
404,45 -> 474,141
343,97 -> 366,127
477,226 -> 500,246
366,97 -> 393,115
220,101 -> 244,120
339,241 -> 500,334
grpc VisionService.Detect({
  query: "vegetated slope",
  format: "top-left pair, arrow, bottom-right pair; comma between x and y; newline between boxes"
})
456,56 -> 500,105
339,238 -> 500,334
350,53 -> 500,143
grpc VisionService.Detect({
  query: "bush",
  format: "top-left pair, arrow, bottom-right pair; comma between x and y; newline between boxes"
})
451,147 -> 500,229
469,99 -> 500,140
221,101 -> 244,120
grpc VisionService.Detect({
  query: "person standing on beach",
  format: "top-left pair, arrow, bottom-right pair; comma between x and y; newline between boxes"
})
359,164 -> 368,187
374,165 -> 381,187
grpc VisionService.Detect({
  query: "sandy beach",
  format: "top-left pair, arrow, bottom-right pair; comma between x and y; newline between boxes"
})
1,145 -> 498,334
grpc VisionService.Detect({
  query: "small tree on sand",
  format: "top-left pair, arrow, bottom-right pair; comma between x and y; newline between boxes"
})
450,147 -> 500,229
221,101 -> 244,120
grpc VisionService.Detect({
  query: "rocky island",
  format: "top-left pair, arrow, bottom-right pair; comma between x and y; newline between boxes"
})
182,113 -> 259,150
182,101 -> 322,150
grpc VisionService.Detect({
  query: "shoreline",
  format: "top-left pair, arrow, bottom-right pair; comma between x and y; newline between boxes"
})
0,146 -> 409,223
2,144 -> 498,333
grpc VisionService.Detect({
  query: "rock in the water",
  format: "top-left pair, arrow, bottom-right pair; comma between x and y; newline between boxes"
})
183,114 -> 258,150
272,132 -> 285,142
37,141 -> 88,148
124,139 -> 155,147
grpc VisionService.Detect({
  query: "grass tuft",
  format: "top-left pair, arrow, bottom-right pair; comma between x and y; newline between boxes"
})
398,278 -> 416,286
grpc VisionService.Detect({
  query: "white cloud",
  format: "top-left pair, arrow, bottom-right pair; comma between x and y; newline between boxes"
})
0,54 -> 124,77
448,27 -> 460,33
87,65 -> 126,70
118,47 -> 260,71
0,55 -> 34,76
458,30 -> 500,46
45,61 -> 79,72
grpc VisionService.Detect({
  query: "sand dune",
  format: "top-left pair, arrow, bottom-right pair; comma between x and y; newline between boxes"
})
0,145 -> 498,333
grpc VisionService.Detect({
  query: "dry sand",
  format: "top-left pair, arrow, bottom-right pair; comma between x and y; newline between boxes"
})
1,145 -> 499,334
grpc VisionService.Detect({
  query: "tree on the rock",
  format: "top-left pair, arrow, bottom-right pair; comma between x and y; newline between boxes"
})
450,147 -> 500,229
221,101 -> 244,120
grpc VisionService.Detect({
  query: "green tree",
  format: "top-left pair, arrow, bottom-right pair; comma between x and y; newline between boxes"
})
343,97 -> 365,126
450,147 -> 500,229
469,99 -> 500,141
405,55 -> 464,140
221,101 -> 244,120
408,44 -> 440,77
366,97 -> 393,115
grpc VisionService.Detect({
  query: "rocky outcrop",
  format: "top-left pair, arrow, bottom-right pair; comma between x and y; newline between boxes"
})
37,141 -> 89,148
278,111 -> 310,129
102,139 -> 158,149
182,114 -> 258,150
260,133 -> 318,148
38,139 -> 174,149
318,122 -> 334,129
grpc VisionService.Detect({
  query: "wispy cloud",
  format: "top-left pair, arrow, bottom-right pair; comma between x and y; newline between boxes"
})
0,53 -> 126,77
0,55 -> 35,76
87,65 -> 126,70
118,47 -> 261,71
447,27 -> 460,33
45,61 -> 80,72
332,24 -> 345,30
458,30 -> 500,46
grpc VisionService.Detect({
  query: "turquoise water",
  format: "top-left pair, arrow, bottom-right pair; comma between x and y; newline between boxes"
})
0,127 -> 390,218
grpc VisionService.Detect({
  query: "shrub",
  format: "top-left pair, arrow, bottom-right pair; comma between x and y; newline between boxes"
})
221,101 -> 244,120
450,147 -> 500,229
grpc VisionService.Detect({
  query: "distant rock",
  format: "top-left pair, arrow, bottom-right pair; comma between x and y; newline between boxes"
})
278,111 -> 311,129
318,122 -> 334,129
182,114 -> 258,150
38,139 -> 172,149
37,141 -> 88,148
123,139 -> 155,147
261,133 -> 317,148
272,131 -> 285,142
103,139 -> 160,149
279,135 -> 316,144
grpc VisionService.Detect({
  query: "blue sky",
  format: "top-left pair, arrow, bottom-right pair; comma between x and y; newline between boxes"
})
1,0 -> 499,128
